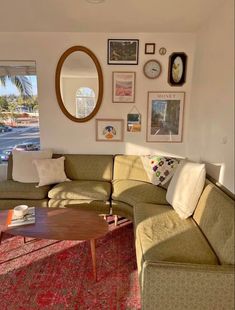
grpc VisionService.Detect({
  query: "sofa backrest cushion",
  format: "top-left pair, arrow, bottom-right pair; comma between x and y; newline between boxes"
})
63,154 -> 113,181
7,153 -> 62,181
113,155 -> 149,182
193,182 -> 235,265
12,149 -> 53,183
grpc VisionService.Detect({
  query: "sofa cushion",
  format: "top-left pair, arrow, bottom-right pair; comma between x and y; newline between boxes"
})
193,183 -> 235,265
48,180 -> 111,201
112,179 -> 168,206
0,199 -> 49,210
112,200 -> 134,220
0,180 -> 51,200
48,199 -> 110,214
134,202 -> 219,265
64,154 -> 113,181
113,155 -> 149,182
166,161 -> 206,219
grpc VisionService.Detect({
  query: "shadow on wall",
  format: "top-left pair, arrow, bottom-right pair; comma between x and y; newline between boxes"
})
204,162 -> 222,183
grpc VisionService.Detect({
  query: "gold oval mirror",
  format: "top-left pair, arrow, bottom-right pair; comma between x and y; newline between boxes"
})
55,46 -> 103,122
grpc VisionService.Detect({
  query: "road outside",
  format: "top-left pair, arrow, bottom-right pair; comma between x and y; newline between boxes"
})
0,125 -> 40,155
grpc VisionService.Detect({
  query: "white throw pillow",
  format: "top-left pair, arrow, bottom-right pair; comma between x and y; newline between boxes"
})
12,149 -> 53,183
166,161 -> 206,219
33,156 -> 69,187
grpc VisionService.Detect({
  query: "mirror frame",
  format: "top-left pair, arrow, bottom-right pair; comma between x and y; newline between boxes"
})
55,46 -> 103,122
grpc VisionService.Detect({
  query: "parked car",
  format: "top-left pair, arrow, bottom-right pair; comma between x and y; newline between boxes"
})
13,143 -> 39,151
5,126 -> 12,132
0,149 -> 12,161
0,125 -> 12,133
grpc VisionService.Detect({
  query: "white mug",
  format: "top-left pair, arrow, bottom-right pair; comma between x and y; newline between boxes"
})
14,205 -> 29,218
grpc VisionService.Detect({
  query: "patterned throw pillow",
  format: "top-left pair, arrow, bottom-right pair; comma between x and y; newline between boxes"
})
141,155 -> 179,185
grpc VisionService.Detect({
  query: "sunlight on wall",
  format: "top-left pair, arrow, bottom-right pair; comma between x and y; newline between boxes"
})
123,142 -> 185,158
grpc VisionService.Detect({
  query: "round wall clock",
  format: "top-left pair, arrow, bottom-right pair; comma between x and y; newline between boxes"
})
143,60 -> 162,79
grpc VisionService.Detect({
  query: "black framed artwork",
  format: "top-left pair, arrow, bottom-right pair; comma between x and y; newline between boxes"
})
168,52 -> 187,86
145,43 -> 155,55
107,39 -> 139,65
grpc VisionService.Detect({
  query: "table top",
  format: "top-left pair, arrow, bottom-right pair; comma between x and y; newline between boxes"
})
0,207 -> 109,241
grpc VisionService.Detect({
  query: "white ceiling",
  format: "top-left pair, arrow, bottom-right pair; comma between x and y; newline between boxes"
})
0,0 -> 226,32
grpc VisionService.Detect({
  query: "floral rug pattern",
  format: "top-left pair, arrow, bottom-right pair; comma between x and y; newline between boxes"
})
0,220 -> 140,310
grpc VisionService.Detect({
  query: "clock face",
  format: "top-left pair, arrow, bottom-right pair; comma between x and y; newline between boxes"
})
143,60 -> 161,79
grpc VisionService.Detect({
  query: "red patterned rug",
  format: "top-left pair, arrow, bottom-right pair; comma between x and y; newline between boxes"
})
0,220 -> 140,310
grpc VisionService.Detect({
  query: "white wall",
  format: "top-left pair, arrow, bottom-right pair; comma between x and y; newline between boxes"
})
188,0 -> 234,192
0,32 -> 195,159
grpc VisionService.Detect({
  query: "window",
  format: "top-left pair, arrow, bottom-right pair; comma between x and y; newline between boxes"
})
0,61 -> 39,163
76,87 -> 95,118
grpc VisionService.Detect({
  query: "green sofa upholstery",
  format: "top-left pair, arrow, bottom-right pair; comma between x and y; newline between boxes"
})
0,180 -> 51,200
48,180 -> 111,200
112,155 -> 168,218
0,154 -> 113,213
112,179 -> 168,208
134,181 -> 234,310
0,154 -> 234,309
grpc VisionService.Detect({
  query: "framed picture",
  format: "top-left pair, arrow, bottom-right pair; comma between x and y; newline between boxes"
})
146,92 -> 185,142
127,113 -> 141,132
107,39 -> 139,65
145,43 -> 155,54
96,119 -> 124,142
168,52 -> 187,86
112,71 -> 136,103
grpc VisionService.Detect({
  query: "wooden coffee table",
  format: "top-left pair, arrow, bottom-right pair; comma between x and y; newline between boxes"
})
0,207 -> 109,281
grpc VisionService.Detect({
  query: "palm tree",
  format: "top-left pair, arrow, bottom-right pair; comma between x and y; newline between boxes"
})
0,75 -> 32,98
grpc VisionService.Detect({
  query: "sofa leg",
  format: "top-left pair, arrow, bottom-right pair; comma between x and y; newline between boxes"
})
114,215 -> 119,226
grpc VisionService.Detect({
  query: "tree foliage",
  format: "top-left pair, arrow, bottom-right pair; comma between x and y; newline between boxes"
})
0,75 -> 33,98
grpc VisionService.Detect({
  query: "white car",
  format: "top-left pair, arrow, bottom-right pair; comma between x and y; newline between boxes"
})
13,143 -> 39,151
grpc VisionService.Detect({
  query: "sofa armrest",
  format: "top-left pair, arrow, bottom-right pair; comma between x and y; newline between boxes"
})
141,261 -> 234,310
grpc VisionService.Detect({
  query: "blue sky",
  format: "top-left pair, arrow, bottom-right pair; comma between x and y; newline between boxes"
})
0,75 -> 38,96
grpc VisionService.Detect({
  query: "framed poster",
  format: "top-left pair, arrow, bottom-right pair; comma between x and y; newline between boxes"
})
107,39 -> 139,65
96,119 -> 124,141
127,113 -> 141,132
112,71 -> 136,103
168,52 -> 187,86
146,92 -> 185,142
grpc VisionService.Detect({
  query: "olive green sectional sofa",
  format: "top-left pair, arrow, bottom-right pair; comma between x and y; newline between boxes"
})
0,154 -> 234,309
0,154 -> 113,213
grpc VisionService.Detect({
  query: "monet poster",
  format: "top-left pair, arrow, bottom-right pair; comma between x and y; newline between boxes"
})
108,39 -> 139,65
112,72 -> 135,103
96,119 -> 124,142
146,92 -> 184,142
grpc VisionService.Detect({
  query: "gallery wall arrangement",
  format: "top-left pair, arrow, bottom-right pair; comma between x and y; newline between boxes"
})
94,38 -> 188,143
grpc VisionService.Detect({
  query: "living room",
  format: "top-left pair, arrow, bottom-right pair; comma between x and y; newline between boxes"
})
0,0 -> 234,309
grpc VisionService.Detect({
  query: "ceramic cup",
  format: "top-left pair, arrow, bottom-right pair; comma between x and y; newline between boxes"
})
14,205 -> 29,218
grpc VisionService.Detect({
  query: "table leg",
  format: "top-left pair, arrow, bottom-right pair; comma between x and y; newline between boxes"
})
114,215 -> 119,226
90,239 -> 97,281
0,231 -> 3,245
